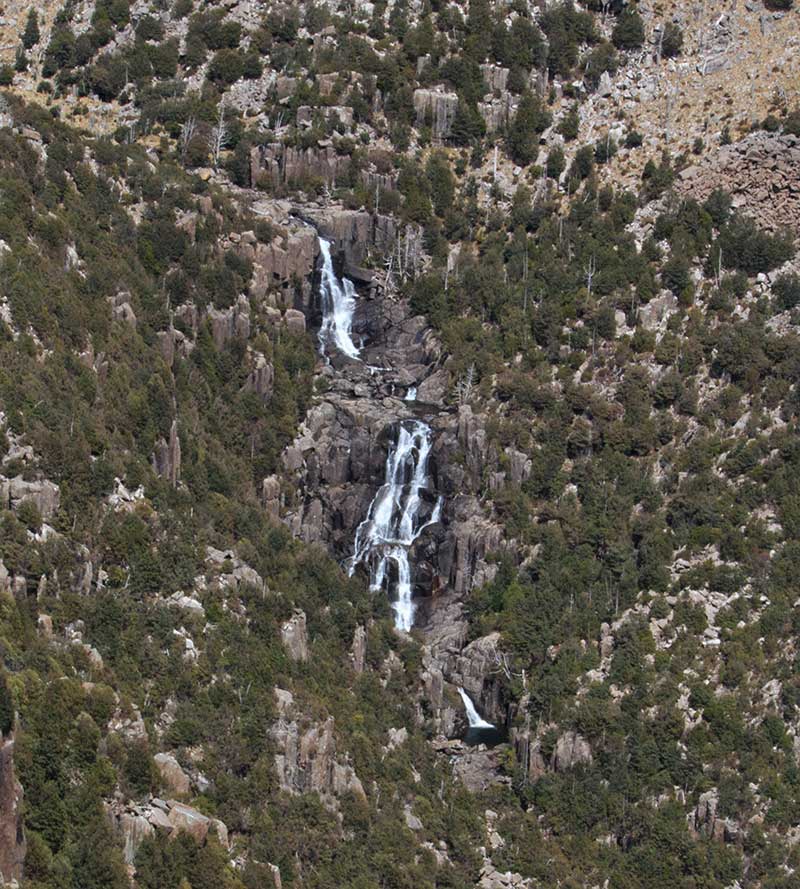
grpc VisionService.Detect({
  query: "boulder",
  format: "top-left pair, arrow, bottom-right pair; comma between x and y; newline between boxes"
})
154,752 -> 191,798
284,308 -> 307,334
167,802 -> 211,843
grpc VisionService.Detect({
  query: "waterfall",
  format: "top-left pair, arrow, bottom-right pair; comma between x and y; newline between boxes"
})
458,687 -> 494,729
317,237 -> 361,360
350,420 -> 441,632
405,386 -> 417,401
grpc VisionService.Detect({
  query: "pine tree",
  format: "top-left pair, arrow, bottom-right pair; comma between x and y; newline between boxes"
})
15,45 -> 28,72
507,92 -> 552,165
22,10 -> 40,50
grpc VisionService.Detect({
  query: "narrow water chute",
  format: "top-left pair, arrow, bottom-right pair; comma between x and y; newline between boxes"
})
317,237 -> 361,360
458,687 -> 494,729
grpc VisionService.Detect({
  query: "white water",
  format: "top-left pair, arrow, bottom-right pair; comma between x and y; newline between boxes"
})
350,420 -> 441,632
405,386 -> 417,401
458,687 -> 494,729
317,237 -> 361,360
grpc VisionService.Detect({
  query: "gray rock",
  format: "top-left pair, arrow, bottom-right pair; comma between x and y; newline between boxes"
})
281,610 -> 309,662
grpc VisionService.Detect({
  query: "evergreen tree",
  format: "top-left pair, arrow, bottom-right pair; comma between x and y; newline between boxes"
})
14,45 -> 27,73
612,8 -> 645,50
22,9 -> 40,50
507,92 -> 552,165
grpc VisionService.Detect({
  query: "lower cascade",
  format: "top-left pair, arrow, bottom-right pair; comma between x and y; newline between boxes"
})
458,687 -> 495,729
350,420 -> 441,631
317,236 -> 361,360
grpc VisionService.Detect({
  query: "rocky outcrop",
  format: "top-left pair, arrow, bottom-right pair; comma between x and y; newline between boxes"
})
0,474 -> 60,519
453,747 -> 507,793
152,419 -> 181,488
280,609 -> 309,662
111,797 -> 229,865
206,294 -> 251,349
268,695 -> 366,805
248,226 -> 318,310
350,624 -> 367,674
0,732 -> 25,885
676,132 -> 800,233
251,143 -> 350,190
413,88 -> 458,141
244,353 -> 274,402
515,727 -> 593,782
301,208 -> 400,282
261,474 -> 281,519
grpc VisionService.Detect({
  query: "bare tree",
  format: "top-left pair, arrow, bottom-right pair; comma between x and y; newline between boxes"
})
209,101 -> 229,169
584,254 -> 597,294
454,363 -> 476,405
180,116 -> 198,159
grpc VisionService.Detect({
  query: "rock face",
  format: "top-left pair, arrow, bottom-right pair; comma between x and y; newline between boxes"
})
251,143 -> 350,190
514,727 -> 593,781
152,419 -> 181,488
413,88 -> 459,140
0,475 -> 60,519
0,733 -> 25,885
676,132 -> 800,233
304,209 -> 399,280
250,144 -> 396,199
248,226 -> 318,311
268,699 -> 366,804
281,609 -> 309,662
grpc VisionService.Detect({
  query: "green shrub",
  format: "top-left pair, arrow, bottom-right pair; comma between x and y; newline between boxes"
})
773,273 -> 800,311
207,48 -> 245,85
0,671 -> 13,735
508,92 -> 552,165
716,216 -> 794,276
22,10 -> 40,49
612,9 -> 645,50
661,22 -> 683,57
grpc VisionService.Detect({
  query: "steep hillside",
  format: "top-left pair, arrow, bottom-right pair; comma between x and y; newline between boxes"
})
0,0 -> 799,887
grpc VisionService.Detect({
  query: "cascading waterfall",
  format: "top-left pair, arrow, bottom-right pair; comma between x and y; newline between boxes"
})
405,386 -> 417,401
350,420 -> 441,632
458,687 -> 495,729
317,237 -> 361,360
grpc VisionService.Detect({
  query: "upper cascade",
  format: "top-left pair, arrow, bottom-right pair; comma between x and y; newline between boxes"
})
350,420 -> 441,632
317,237 -> 361,360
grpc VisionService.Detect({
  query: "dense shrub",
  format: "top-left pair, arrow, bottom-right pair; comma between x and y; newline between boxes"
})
773,273 -> 800,310
660,22 -> 683,57
612,9 -> 645,50
207,48 -> 245,85
716,216 -> 794,276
